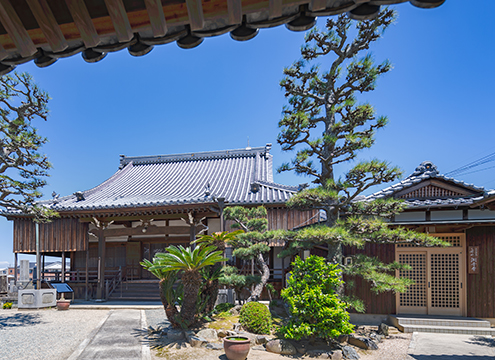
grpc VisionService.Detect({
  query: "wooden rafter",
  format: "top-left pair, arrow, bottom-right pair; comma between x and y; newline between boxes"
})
269,0 -> 283,19
0,42 -> 8,61
26,0 -> 68,53
0,0 -> 37,57
227,0 -> 242,24
144,0 -> 167,38
104,0 -> 133,42
185,0 -> 205,31
65,0 -> 100,48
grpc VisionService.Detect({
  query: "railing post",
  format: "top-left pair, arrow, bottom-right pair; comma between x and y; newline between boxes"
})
119,266 -> 122,298
105,280 -> 109,300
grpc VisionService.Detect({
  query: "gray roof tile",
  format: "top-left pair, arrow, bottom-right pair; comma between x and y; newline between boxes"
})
33,145 -> 296,213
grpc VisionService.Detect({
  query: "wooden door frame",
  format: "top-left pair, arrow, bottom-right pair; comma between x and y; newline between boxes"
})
395,233 -> 466,317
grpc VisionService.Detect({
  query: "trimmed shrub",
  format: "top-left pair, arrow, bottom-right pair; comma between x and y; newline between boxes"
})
214,302 -> 235,314
280,255 -> 354,340
239,301 -> 272,334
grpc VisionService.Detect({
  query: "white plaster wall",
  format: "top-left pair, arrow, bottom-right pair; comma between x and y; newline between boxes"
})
395,212 -> 426,222
430,210 -> 463,221
468,209 -> 495,220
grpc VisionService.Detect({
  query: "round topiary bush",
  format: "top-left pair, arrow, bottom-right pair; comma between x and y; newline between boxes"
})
239,301 -> 272,334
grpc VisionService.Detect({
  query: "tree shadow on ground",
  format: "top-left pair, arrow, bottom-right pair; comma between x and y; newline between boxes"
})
132,325 -> 189,350
465,336 -> 495,348
0,312 -> 43,329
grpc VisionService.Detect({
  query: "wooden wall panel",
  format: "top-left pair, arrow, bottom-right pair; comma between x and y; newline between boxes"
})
466,226 -> 495,318
13,218 -> 89,253
343,243 -> 396,315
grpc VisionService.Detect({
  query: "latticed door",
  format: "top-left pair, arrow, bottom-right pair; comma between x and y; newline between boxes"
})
397,252 -> 427,314
396,233 -> 465,316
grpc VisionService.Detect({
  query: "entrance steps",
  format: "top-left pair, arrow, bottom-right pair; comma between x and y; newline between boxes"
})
108,280 -> 160,301
389,315 -> 495,336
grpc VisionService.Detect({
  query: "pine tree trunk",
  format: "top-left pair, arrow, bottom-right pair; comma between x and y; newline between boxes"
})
247,253 -> 270,302
180,270 -> 202,328
325,207 -> 344,295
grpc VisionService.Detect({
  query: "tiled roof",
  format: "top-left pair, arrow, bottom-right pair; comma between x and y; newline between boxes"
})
35,144 -> 297,212
366,161 -> 487,209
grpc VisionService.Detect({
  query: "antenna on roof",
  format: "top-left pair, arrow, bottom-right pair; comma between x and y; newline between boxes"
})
246,137 -> 251,150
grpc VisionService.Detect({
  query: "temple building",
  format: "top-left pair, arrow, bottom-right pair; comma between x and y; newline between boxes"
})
7,144 -> 317,300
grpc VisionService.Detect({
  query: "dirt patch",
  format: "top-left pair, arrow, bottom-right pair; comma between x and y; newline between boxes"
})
357,333 -> 412,360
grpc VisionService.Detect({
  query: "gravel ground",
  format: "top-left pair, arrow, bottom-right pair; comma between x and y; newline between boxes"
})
145,308 -> 169,330
358,333 -> 413,360
0,308 -> 109,360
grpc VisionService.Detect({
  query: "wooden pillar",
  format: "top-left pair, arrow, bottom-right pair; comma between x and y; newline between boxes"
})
85,248 -> 89,300
96,228 -> 106,300
61,251 -> 66,283
218,197 -> 225,231
14,253 -> 18,285
42,254 -> 45,280
190,217 -> 196,248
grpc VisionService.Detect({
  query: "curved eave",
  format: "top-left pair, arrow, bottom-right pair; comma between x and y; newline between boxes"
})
0,0 -> 444,75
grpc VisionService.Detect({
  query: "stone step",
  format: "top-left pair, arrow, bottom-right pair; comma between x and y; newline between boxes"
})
400,324 -> 495,335
396,317 -> 491,328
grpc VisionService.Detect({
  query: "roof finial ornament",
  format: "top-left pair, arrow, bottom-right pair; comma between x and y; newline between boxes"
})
205,182 -> 211,197
412,161 -> 439,177
246,137 -> 251,150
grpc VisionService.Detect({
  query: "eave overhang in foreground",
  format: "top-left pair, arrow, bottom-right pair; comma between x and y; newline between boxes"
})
389,219 -> 495,226
0,0 -> 444,75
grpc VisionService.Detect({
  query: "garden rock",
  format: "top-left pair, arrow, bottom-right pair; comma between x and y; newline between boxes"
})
266,339 -> 297,355
342,346 -> 359,360
338,334 -> 349,343
331,350 -> 343,360
252,345 -> 266,351
237,332 -> 256,345
167,329 -> 184,341
306,349 -> 330,359
378,323 -> 389,336
206,343 -> 223,350
197,329 -> 218,341
233,323 -> 242,332
229,305 -> 243,316
295,342 -> 307,354
348,336 -> 378,350
217,329 -> 228,338
189,336 -> 207,348
369,333 -> 383,343
255,335 -> 268,345
227,330 -> 237,336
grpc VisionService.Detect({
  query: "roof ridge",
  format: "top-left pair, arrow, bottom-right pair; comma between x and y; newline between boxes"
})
255,179 -> 299,191
120,144 -> 272,167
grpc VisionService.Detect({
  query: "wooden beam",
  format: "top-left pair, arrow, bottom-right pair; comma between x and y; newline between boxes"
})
65,0 -> 100,48
269,0 -> 283,19
143,0 -> 167,38
0,0 -> 37,57
227,0 -> 242,25
89,224 -> 203,237
104,0 -> 133,42
185,0 -> 204,31
26,0 -> 68,52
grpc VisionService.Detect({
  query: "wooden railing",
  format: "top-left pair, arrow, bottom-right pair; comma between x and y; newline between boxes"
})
105,267 -> 122,300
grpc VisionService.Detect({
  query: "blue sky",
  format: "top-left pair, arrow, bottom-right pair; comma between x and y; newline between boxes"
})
1,1 -> 494,266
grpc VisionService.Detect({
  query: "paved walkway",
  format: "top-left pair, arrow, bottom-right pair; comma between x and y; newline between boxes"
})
67,309 -> 151,360
408,332 -> 495,360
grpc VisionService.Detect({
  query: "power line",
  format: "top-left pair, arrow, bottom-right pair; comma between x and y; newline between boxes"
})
445,151 -> 495,177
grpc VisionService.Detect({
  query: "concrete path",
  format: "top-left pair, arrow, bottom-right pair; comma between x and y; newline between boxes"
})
408,332 -> 495,360
68,309 -> 151,360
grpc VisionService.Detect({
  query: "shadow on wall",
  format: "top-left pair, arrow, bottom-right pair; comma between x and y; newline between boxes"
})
0,313 -> 43,329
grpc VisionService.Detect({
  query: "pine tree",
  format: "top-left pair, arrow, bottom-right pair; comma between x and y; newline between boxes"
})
277,10 -> 446,304
223,206 -> 271,302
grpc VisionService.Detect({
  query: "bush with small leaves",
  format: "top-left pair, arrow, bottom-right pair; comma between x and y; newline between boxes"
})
281,255 -> 354,341
239,301 -> 272,334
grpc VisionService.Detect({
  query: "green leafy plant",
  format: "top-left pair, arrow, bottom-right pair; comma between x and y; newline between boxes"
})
239,301 -> 272,334
3,302 -> 12,309
142,244 -> 226,328
214,302 -> 235,314
280,255 -> 354,341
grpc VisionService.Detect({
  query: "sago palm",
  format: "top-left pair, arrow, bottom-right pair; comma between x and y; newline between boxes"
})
152,244 -> 226,327
194,230 -> 244,313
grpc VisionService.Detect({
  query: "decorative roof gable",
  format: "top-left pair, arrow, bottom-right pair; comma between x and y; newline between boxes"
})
367,161 -> 487,209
